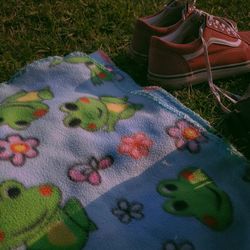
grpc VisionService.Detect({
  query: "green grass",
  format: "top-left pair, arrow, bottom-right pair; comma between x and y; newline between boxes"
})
0,0 -> 249,157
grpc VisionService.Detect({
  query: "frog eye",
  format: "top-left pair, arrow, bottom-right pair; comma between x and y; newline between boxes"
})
64,103 -> 78,111
15,120 -> 29,126
158,182 -> 179,196
162,184 -> 178,193
0,181 -> 24,200
172,200 -> 189,211
6,186 -> 21,199
68,118 -> 81,127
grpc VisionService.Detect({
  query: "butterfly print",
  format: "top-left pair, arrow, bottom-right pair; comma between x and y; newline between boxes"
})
68,155 -> 114,185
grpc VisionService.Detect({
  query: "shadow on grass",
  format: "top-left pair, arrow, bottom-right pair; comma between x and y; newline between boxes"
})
112,52 -> 148,87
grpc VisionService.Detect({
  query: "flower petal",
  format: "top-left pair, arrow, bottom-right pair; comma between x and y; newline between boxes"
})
118,144 -> 131,154
130,211 -> 144,220
120,214 -> 131,224
176,120 -> 189,130
167,127 -> 182,138
118,199 -> 129,210
0,148 -> 12,159
25,138 -> 40,147
11,153 -> 25,166
7,135 -> 23,144
130,148 -> 142,159
196,134 -> 208,143
187,140 -> 200,153
121,137 -> 134,145
112,208 -> 126,217
130,203 -> 143,212
25,148 -> 38,158
0,140 -> 9,148
134,132 -> 146,141
175,139 -> 186,149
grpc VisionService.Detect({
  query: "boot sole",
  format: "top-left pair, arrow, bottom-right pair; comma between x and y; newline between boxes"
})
148,60 -> 250,89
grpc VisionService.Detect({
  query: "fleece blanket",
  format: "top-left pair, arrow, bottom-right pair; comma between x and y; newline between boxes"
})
0,50 -> 249,250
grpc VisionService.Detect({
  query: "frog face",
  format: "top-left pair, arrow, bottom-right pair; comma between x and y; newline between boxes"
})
0,106 -> 37,130
0,88 -> 52,130
0,180 -> 61,249
85,61 -> 113,81
60,97 -> 108,131
157,168 -> 233,231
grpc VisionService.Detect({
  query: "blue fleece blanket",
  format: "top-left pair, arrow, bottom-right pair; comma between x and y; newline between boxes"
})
0,50 -> 249,250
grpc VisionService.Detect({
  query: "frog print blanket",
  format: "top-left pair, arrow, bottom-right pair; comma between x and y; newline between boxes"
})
0,50 -> 250,250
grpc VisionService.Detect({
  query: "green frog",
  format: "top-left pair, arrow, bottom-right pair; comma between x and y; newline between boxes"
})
50,55 -> 115,85
60,96 -> 142,132
0,180 -> 96,250
0,88 -> 53,130
157,168 -> 233,231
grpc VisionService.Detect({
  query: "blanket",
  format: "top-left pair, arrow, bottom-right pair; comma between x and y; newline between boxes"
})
0,50 -> 249,250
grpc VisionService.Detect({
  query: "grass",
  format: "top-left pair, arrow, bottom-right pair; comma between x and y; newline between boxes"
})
0,0 -> 249,157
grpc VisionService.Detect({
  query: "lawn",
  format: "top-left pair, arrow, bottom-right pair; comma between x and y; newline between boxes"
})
0,0 -> 249,157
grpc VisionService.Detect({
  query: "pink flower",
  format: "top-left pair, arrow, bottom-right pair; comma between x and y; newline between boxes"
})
166,119 -> 208,153
0,134 -> 40,167
118,132 -> 153,160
